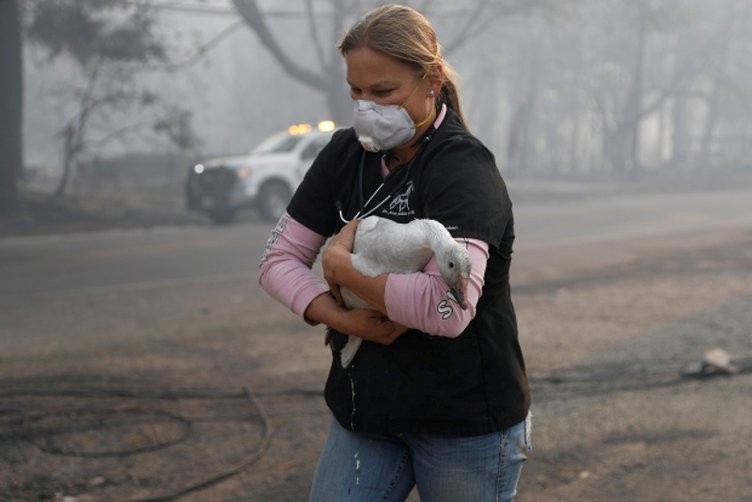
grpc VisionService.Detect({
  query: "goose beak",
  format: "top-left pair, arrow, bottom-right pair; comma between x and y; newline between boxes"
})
450,281 -> 468,310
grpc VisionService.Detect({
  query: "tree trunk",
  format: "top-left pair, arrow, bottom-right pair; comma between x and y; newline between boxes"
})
506,101 -> 533,175
0,0 -> 23,217
621,4 -> 647,174
52,59 -> 102,199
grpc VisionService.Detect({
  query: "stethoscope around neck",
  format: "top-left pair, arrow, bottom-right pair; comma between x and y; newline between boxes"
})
337,125 -> 437,224
336,151 -> 411,223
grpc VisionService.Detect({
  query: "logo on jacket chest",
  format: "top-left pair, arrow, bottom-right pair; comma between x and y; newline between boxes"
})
381,181 -> 415,219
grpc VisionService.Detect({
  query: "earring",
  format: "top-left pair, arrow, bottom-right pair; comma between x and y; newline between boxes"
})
428,89 -> 435,97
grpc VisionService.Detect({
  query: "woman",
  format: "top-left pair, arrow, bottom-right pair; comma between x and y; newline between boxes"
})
259,4 -> 531,501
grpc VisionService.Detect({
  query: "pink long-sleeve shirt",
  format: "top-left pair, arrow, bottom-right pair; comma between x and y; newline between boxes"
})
258,212 -> 489,337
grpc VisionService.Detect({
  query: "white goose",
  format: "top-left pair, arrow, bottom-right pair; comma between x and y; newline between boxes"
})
338,215 -> 472,368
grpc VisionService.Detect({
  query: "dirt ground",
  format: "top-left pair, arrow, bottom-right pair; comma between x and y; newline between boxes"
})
1,220 -> 752,501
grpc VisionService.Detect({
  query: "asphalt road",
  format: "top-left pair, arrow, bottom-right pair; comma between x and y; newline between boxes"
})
0,224 -> 261,299
1,185 -> 751,301
1,184 -> 751,501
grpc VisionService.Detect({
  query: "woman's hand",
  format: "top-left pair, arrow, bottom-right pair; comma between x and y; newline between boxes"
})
322,220 -> 360,305
342,308 -> 409,345
308,291 -> 407,347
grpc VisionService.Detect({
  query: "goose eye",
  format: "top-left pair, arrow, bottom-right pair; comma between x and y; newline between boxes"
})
449,261 -> 455,269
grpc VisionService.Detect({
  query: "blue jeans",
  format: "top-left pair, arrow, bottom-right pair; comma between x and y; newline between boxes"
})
309,414 -> 532,502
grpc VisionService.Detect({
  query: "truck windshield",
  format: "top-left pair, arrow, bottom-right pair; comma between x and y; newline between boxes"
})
252,131 -> 304,154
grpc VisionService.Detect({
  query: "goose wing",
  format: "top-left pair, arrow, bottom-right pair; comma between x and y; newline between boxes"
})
352,217 -> 433,276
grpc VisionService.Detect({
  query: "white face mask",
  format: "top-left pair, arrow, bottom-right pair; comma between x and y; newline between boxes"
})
352,100 -> 417,152
351,71 -> 433,152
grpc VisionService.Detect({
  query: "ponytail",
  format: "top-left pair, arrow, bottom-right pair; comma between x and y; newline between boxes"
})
439,68 -> 467,129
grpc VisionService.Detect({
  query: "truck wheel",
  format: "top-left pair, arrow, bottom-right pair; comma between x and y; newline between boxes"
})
207,207 -> 236,224
258,181 -> 292,222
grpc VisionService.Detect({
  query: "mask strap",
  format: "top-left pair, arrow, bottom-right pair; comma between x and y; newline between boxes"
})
399,69 -> 433,129
412,109 -> 434,129
398,69 -> 429,110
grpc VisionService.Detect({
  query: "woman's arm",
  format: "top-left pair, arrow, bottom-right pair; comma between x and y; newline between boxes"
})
384,239 -> 488,337
322,221 -> 488,338
258,213 -> 330,321
259,213 -> 406,344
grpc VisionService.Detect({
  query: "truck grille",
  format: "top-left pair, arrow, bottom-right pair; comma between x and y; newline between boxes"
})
195,166 -> 237,197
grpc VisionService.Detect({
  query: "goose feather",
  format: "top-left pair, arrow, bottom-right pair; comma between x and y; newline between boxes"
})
338,216 -> 472,367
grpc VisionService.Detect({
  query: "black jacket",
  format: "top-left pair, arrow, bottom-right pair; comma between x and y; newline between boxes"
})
288,108 -> 530,436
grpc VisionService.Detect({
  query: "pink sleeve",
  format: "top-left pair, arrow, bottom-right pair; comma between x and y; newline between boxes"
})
384,238 -> 488,338
258,212 -> 330,321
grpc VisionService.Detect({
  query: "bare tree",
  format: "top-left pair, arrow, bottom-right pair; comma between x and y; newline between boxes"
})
694,2 -> 752,169
25,0 -> 199,198
230,1 -> 545,123
490,0 -> 722,176
231,0 -> 350,122
0,0 -> 23,216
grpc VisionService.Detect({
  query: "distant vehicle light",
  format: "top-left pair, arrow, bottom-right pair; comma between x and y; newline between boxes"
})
288,123 -> 313,136
193,164 -> 205,174
318,120 -> 336,132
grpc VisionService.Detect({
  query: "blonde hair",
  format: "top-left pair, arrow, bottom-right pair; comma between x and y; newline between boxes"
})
338,4 -> 467,128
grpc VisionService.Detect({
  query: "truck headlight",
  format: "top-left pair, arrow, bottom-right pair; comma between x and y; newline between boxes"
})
193,164 -> 205,174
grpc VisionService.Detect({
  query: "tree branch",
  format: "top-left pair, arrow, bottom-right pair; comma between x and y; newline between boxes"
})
83,121 -> 153,149
442,1 -> 492,55
147,20 -> 246,72
305,0 -> 327,69
231,0 -> 328,91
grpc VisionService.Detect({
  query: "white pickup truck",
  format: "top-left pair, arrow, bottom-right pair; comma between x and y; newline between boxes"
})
186,121 -> 337,223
